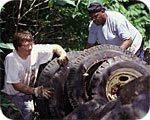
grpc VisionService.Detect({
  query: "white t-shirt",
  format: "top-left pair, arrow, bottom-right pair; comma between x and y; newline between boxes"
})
88,11 -> 142,54
2,44 -> 53,95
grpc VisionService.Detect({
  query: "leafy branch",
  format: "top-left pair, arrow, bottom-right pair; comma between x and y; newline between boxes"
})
16,0 -> 49,31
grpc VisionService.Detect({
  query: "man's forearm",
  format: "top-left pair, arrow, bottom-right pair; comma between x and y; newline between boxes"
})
12,82 -> 34,95
120,37 -> 133,49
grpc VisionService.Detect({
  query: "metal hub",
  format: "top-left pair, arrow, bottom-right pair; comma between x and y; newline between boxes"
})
106,68 -> 142,101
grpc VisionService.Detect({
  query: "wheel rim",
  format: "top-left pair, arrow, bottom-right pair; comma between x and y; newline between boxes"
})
106,68 -> 142,101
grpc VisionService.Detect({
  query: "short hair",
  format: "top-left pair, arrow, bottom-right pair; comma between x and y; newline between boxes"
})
13,30 -> 34,50
88,2 -> 106,14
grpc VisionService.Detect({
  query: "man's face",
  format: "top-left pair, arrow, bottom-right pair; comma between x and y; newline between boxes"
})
91,11 -> 106,25
18,41 -> 33,57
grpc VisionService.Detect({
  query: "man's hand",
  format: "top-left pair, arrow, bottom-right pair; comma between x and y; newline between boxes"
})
52,44 -> 69,66
57,55 -> 69,66
85,43 -> 95,49
34,86 -> 54,99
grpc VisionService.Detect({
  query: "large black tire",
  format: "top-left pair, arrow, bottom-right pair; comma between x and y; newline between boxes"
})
100,89 -> 150,120
34,51 -> 82,119
90,56 -> 149,102
66,45 -> 135,109
63,98 -> 107,120
64,76 -> 150,120
89,76 -> 150,120
144,48 -> 150,65
88,98 -> 121,120
36,51 -> 82,86
119,75 -> 150,105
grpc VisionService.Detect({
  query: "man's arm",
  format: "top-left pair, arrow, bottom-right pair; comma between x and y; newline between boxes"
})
12,82 -> 34,95
52,44 -> 68,65
52,44 -> 67,57
120,37 -> 133,49
12,82 -> 54,98
85,43 -> 95,49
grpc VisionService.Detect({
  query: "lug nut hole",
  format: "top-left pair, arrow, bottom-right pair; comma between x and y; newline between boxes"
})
119,76 -> 128,81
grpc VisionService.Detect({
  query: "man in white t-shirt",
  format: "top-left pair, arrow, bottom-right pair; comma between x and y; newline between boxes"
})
1,30 -> 68,120
85,2 -> 144,60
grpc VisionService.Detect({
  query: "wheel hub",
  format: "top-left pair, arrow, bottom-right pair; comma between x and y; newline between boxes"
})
106,68 -> 142,101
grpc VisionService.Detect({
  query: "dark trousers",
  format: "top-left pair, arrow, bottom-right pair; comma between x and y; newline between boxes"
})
135,40 -> 144,60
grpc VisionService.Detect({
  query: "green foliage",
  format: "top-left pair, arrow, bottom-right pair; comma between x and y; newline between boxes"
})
0,43 -> 14,53
0,42 -> 13,72
0,94 -> 18,111
126,3 -> 150,40
49,0 -> 76,7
